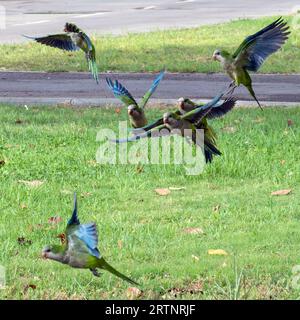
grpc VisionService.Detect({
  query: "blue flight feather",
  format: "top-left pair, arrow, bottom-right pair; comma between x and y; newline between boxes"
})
75,222 -> 100,258
68,193 -> 80,226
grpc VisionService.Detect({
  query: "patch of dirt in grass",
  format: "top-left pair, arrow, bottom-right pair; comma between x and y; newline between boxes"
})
162,280 -> 204,299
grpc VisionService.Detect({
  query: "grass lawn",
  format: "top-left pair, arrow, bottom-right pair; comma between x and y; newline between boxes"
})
0,104 -> 300,300
0,15 -> 299,74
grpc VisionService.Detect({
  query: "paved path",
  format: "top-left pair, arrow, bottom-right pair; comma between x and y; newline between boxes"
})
0,0 -> 299,43
0,72 -> 299,107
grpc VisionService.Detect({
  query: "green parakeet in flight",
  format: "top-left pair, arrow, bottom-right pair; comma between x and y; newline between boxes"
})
42,193 -> 139,286
23,23 -> 99,84
114,92 -> 236,163
212,17 -> 290,109
106,71 -> 165,128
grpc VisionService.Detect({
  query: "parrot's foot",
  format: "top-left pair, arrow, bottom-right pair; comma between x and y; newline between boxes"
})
228,80 -> 235,88
90,268 -> 102,277
225,85 -> 237,97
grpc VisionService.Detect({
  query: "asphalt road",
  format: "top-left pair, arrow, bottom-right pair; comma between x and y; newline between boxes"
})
1,0 -> 299,43
0,72 -> 299,107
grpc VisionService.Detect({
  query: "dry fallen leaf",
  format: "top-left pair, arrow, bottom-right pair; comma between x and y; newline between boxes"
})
183,227 -> 204,235
24,284 -> 37,293
126,287 -> 142,300
57,233 -> 66,244
271,189 -> 292,196
48,216 -> 63,224
20,204 -> 27,209
155,188 -> 171,196
287,119 -> 293,127
19,180 -> 44,188
208,249 -> 228,256
115,108 -> 121,114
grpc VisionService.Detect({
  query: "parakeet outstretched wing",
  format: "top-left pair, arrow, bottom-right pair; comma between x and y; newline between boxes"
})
106,78 -> 139,108
132,117 -> 164,133
112,124 -> 167,143
140,71 -> 165,109
206,97 -> 237,119
66,193 -> 100,258
181,91 -> 224,123
23,34 -> 79,51
233,17 -> 290,72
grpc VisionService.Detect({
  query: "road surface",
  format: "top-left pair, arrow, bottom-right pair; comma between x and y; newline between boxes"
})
0,0 -> 299,43
0,72 -> 299,107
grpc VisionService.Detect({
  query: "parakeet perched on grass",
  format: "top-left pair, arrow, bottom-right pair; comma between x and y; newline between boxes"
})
42,193 -> 139,286
23,23 -> 99,84
106,71 -> 165,128
212,17 -> 290,109
114,93 -> 236,163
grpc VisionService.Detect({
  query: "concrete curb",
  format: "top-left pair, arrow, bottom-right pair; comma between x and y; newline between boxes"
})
0,97 -> 298,108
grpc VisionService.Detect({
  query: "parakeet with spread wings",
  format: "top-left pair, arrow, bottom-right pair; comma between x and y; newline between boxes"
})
42,193 -> 139,286
212,17 -> 290,109
106,71 -> 165,128
24,23 -> 99,84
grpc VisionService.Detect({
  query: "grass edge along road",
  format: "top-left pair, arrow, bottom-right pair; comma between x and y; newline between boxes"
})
0,104 -> 300,299
0,15 -> 299,74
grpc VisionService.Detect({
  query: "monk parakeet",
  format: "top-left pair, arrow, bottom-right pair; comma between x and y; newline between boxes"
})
42,193 -> 139,286
23,23 -> 99,84
177,97 -> 203,114
212,17 -> 290,108
177,97 -> 235,117
114,93 -> 236,163
106,71 -> 165,128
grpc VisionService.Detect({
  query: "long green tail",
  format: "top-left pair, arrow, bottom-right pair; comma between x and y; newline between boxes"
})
247,84 -> 263,110
89,60 -> 99,84
98,258 -> 140,286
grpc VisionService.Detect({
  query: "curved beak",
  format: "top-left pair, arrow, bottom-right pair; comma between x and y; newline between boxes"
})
212,54 -> 217,61
41,252 -> 47,259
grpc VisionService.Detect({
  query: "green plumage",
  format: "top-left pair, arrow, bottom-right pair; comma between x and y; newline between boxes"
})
24,22 -> 99,84
213,17 -> 290,108
42,194 -> 139,286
